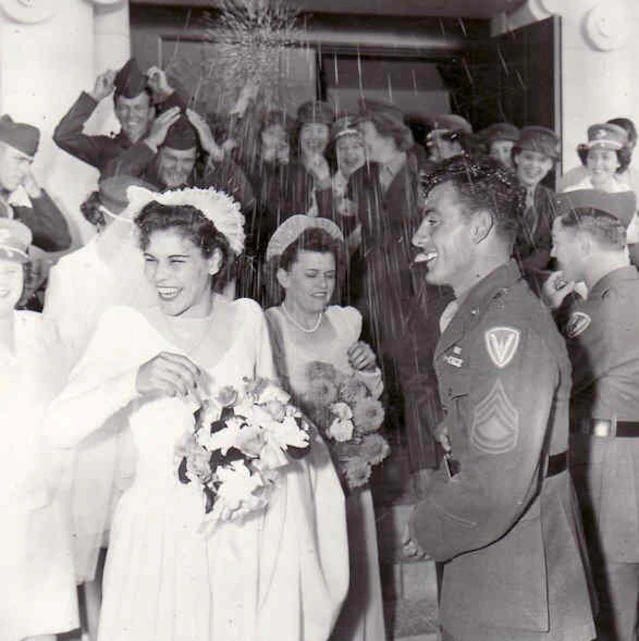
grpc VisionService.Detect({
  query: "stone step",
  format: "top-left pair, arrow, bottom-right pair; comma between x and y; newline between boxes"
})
381,557 -> 438,603
385,595 -> 440,640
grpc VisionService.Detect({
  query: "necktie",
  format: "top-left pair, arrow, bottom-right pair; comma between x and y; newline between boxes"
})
380,164 -> 395,194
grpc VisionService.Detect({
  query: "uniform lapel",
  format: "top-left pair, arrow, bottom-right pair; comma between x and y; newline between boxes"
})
434,261 -> 522,361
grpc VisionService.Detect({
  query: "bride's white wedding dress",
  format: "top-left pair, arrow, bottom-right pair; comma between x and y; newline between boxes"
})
46,297 -> 349,641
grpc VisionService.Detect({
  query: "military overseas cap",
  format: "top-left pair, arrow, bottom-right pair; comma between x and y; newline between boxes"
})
358,98 -> 409,130
164,115 -> 198,150
0,218 -> 32,263
513,126 -> 560,160
556,189 -> 637,229
266,214 -> 344,262
427,113 -> 473,135
483,122 -> 520,144
580,122 -> 628,150
296,101 -> 335,126
358,99 -> 413,150
114,58 -> 148,100
330,114 -> 361,142
0,115 -> 40,157
98,176 -> 157,216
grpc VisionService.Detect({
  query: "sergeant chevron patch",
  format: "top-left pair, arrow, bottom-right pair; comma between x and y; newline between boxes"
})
484,327 -> 520,368
471,379 -> 519,454
565,312 -> 591,338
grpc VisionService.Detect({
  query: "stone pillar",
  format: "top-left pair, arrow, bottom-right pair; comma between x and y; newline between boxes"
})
495,0 -> 639,175
0,0 -> 130,244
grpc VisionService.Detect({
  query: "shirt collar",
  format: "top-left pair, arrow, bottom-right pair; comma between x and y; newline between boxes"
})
380,152 -> 407,181
457,259 -> 522,316
589,265 -> 639,299
436,260 -> 522,356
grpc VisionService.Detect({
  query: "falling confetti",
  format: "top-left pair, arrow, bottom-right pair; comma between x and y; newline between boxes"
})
199,0 -> 305,101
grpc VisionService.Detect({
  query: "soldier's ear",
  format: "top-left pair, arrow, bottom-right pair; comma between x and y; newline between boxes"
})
576,229 -> 593,255
470,209 -> 494,244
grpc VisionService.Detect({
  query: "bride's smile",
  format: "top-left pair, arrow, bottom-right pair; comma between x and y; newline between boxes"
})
142,228 -> 222,318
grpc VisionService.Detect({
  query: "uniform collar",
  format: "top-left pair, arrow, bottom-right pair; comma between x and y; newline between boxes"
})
589,265 -> 639,299
436,259 -> 522,357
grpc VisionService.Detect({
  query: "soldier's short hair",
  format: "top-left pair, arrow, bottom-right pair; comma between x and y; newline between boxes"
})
558,209 -> 626,250
419,154 -> 526,245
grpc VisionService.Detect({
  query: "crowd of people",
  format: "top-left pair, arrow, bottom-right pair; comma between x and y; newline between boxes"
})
2,55 -> 639,641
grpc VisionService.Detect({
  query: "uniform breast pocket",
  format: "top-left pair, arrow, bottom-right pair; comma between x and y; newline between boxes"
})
439,367 -> 471,432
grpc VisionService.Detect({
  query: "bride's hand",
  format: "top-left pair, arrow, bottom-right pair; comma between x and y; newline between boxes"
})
136,352 -> 201,398
347,341 -> 377,372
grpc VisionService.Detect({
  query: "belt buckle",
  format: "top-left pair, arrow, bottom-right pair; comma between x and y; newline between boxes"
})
592,419 -> 613,438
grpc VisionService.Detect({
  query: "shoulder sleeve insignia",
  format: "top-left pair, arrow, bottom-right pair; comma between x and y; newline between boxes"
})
565,311 -> 591,338
484,326 -> 520,368
471,379 -> 519,455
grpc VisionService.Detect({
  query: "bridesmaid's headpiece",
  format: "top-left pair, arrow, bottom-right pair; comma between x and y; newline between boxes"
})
126,185 -> 245,254
266,214 -> 344,261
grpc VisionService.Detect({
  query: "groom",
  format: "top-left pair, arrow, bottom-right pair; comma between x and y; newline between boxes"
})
408,155 -> 594,641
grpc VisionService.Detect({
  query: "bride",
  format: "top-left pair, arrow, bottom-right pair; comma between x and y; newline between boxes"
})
46,187 -> 348,641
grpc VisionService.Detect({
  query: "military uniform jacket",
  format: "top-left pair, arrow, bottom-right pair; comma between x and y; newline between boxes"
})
53,91 -> 186,178
565,265 -> 639,562
411,261 -> 593,641
1,190 -> 71,252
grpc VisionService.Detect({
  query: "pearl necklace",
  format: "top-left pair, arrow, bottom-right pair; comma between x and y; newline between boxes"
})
281,303 -> 323,333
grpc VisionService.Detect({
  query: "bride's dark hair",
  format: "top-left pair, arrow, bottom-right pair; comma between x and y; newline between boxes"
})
135,202 -> 234,290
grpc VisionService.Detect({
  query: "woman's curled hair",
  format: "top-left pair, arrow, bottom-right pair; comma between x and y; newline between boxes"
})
135,202 -> 233,289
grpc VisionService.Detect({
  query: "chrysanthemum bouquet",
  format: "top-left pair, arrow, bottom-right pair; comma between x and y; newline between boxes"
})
176,377 -> 311,531
303,362 -> 390,491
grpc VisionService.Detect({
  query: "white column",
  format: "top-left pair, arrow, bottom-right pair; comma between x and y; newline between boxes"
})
0,0 -> 131,244
495,0 -> 639,176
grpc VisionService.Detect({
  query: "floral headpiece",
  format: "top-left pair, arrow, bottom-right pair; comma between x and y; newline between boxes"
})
265,214 -> 344,262
126,186 -> 245,255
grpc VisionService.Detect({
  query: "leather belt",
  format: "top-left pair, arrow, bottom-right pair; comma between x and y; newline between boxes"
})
546,451 -> 568,478
572,419 -> 639,438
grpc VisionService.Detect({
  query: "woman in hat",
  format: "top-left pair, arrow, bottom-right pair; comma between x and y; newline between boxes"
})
325,115 -> 367,244
511,126 -> 561,282
264,214 -> 386,641
564,123 -> 632,193
46,187 -> 348,641
425,114 -> 472,163
482,122 -> 519,170
294,101 -> 335,218
0,218 -> 79,641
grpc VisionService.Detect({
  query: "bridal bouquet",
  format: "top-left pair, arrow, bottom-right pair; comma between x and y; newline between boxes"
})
303,362 -> 390,491
176,377 -> 311,530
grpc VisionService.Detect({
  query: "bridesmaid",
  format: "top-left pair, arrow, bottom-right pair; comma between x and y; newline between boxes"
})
264,214 -> 386,641
0,219 -> 78,641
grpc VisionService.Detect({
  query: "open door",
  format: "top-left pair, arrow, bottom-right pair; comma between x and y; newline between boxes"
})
438,15 -> 562,178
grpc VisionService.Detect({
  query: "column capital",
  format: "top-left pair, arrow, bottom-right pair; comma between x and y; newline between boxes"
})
0,0 -> 55,24
505,0 -> 633,51
582,2 -> 632,51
